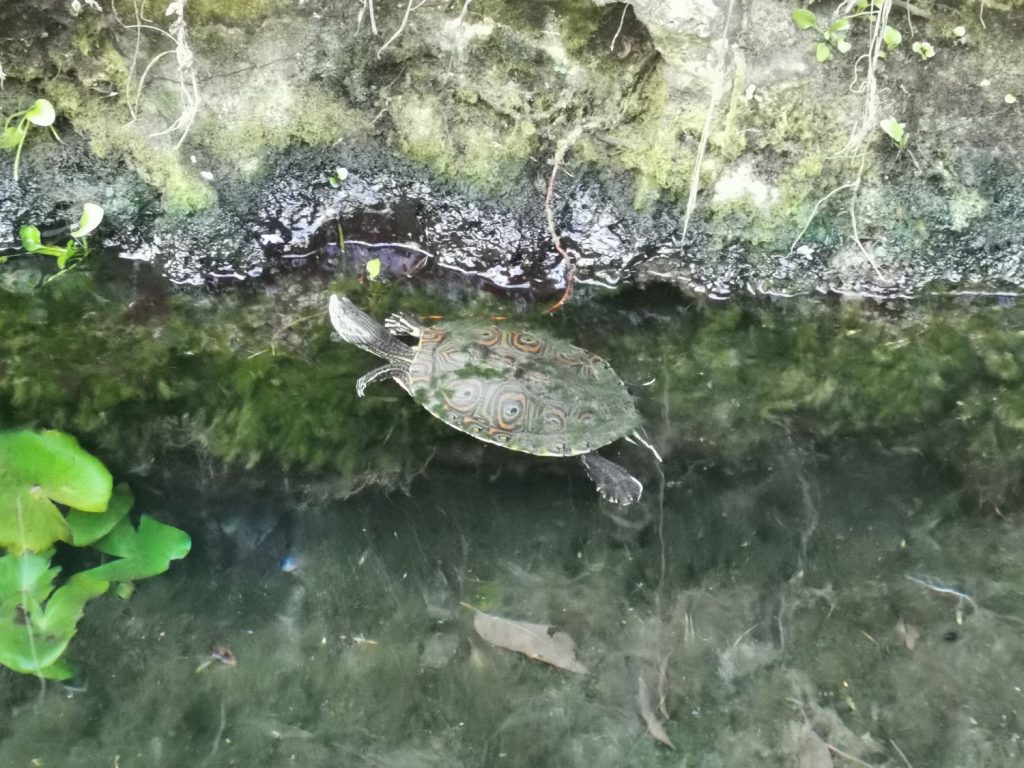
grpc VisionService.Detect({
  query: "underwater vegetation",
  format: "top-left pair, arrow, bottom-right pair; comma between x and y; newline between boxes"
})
2,276 -> 1024,507
0,429 -> 190,679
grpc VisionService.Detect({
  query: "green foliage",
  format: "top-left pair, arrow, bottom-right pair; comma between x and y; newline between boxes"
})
792,3 -> 903,63
0,430 -> 112,552
80,513 -> 191,582
882,25 -> 902,51
880,117 -> 908,149
0,99 -> 60,181
0,558 -> 107,679
792,8 -> 852,62
12,203 -> 105,273
0,430 -> 190,679
911,40 -> 935,60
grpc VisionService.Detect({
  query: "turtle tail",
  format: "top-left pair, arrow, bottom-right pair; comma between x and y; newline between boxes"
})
329,295 -> 413,363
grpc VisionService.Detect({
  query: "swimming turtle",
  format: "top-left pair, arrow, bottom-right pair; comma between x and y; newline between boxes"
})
328,295 -> 660,504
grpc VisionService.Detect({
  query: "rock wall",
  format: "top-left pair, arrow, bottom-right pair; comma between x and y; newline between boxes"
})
0,0 -> 1021,296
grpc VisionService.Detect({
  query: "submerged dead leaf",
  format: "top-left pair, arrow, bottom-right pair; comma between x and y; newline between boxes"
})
472,610 -> 588,674
895,617 -> 920,651
638,675 -> 675,749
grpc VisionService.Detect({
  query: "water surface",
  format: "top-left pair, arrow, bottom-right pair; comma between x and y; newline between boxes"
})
1,268 -> 1022,767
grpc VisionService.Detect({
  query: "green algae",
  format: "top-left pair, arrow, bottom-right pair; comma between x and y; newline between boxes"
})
41,80 -> 215,215
576,68 -> 702,209
390,92 -> 538,196
3,271 -> 1024,510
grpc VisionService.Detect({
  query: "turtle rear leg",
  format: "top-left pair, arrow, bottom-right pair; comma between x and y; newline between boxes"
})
356,363 -> 410,397
580,454 -> 643,505
385,312 -> 425,338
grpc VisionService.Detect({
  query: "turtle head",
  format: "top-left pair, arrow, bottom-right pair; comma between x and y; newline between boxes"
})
329,294 -> 406,361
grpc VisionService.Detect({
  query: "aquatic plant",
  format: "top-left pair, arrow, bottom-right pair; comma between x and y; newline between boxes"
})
0,429 -> 190,679
0,99 -> 61,181
14,203 -> 105,272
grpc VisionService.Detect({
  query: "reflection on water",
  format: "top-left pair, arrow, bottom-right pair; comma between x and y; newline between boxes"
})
1,277 -> 1023,767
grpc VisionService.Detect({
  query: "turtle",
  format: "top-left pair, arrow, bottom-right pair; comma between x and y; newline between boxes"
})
328,294 -> 660,505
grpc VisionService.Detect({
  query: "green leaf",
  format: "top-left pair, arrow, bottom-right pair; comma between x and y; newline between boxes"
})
883,25 -> 902,50
879,117 -> 908,148
83,515 -> 191,582
792,8 -> 817,30
816,42 -> 832,62
0,124 -> 27,150
0,551 -> 58,608
0,430 -> 113,552
25,99 -> 55,127
0,565 -> 108,678
69,202 -> 104,239
56,242 -> 76,270
829,17 -> 850,33
366,257 -> 382,281
911,40 -> 935,60
68,483 -> 133,547
19,225 -> 43,252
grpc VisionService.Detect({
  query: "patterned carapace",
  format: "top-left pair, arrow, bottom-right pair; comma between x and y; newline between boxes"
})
405,322 -> 640,457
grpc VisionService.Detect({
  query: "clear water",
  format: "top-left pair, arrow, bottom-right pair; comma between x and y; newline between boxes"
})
1,267 -> 1023,767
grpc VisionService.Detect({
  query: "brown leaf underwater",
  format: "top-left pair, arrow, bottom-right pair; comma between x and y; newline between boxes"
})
637,675 -> 675,749
472,610 -> 589,674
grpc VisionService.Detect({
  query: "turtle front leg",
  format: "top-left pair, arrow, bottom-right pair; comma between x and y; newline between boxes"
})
356,363 -> 405,397
580,454 -> 643,505
384,312 -> 425,338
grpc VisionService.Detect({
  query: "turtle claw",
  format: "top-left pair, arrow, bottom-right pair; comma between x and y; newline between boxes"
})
580,454 -> 643,506
385,313 -> 424,338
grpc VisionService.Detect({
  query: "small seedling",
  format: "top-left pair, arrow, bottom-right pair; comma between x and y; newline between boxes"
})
793,9 -> 851,62
327,166 -> 349,188
18,203 -> 104,271
0,99 -> 61,181
911,41 -> 935,60
880,117 -> 908,149
882,26 -> 902,51
793,3 -> 902,62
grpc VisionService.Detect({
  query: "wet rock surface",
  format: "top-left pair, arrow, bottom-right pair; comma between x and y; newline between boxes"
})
2,127 -> 1021,301
1,1 -> 1022,299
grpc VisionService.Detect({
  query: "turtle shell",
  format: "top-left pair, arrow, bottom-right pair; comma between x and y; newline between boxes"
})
407,321 -> 640,456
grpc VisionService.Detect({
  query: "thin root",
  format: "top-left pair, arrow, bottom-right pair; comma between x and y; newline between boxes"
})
544,126 -> 582,313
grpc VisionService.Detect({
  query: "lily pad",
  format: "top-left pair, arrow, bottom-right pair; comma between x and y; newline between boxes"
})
83,514 -> 192,582
0,554 -> 108,679
0,430 -> 112,552
68,483 -> 133,547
